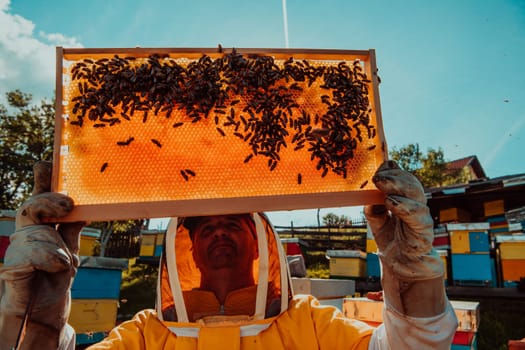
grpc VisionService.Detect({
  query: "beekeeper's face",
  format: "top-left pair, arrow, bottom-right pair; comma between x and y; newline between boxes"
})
191,215 -> 258,273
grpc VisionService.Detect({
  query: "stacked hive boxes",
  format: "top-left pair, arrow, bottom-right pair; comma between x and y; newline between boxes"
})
448,223 -> 496,287
433,225 -> 451,284
69,256 -> 128,345
292,277 -> 355,311
342,298 -> 480,348
139,230 -> 164,259
0,211 -> 16,267
281,237 -> 308,257
365,226 -> 380,280
497,235 -> 525,287
326,250 -> 367,279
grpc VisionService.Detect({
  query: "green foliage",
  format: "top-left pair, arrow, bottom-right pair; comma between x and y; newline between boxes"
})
477,299 -> 525,350
390,143 -> 469,188
305,251 -> 330,279
119,263 -> 158,319
0,90 -> 55,208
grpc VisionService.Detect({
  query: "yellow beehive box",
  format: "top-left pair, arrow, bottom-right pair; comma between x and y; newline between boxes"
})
139,233 -> 157,257
79,227 -> 101,256
484,199 -> 505,217
439,207 -> 470,223
366,239 -> 377,253
68,299 -> 118,333
437,249 -> 449,280
327,250 -> 367,278
449,231 -> 471,254
447,223 -> 490,254
52,47 -> 387,222
499,241 -> 525,260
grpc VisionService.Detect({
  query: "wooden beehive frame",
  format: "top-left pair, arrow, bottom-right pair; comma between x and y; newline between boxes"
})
54,47 -> 387,222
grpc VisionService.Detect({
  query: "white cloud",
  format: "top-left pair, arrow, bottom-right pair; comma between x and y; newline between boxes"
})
0,0 -> 82,104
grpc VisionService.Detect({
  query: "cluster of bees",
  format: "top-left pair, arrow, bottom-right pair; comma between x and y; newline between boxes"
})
68,50 -> 376,181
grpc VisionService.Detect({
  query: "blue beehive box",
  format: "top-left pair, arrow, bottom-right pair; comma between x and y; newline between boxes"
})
71,257 -> 128,299
366,253 -> 380,278
468,231 -> 489,253
451,253 -> 495,285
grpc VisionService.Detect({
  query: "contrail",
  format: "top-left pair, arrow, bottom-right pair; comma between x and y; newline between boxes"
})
484,113 -> 525,169
282,0 -> 289,48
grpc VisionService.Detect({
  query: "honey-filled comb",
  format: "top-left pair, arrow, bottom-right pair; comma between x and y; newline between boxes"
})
54,47 -> 387,221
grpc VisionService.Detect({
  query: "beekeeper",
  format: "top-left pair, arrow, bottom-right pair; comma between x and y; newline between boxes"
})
0,160 -> 458,350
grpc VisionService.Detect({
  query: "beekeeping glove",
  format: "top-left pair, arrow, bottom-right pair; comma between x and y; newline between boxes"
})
364,160 -> 446,318
0,161 -> 84,350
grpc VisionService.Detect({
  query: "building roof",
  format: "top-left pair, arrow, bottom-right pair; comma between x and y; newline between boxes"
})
445,155 -> 487,179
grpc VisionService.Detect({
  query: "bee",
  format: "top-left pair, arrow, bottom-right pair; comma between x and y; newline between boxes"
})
117,137 -> 135,146
216,127 -> 226,136
297,173 -> 302,184
100,162 -> 108,172
360,180 -> 368,189
151,139 -> 162,148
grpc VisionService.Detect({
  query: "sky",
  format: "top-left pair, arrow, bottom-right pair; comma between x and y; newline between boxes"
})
1,0 -> 524,228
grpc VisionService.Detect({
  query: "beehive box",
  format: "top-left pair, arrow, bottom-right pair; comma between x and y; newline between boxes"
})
68,298 -> 118,333
71,256 -> 128,299
53,47 -> 387,222
484,199 -> 505,217
440,207 -> 471,223
451,253 -> 495,285
79,227 -> 101,256
366,252 -> 380,278
437,249 -> 449,282
451,336 -> 477,350
448,223 -> 490,254
450,300 -> 480,332
343,297 -> 383,326
366,238 -> 377,253
499,239 -> 525,281
0,211 -> 15,263
281,237 -> 308,257
139,232 -> 158,257
326,250 -> 367,278
343,299 -> 480,332
433,225 -> 451,249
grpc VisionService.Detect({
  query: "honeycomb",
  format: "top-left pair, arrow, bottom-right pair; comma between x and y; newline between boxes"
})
54,48 -> 387,221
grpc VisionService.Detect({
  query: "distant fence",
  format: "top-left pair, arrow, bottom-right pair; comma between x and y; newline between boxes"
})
274,219 -> 368,252
104,229 -> 141,258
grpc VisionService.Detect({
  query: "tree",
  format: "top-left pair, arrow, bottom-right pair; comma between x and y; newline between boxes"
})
0,90 -> 55,209
389,143 -> 469,188
322,213 -> 349,227
0,89 -> 145,257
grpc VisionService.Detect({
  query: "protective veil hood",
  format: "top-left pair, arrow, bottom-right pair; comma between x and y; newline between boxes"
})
156,213 -> 292,323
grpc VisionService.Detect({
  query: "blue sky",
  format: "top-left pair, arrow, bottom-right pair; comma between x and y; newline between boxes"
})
1,0 -> 524,227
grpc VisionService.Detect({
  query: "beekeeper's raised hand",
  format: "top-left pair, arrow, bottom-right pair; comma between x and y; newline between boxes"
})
0,161 -> 84,350
364,160 -> 446,317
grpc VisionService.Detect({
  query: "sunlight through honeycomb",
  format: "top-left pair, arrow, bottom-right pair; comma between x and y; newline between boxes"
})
55,48 -> 387,221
